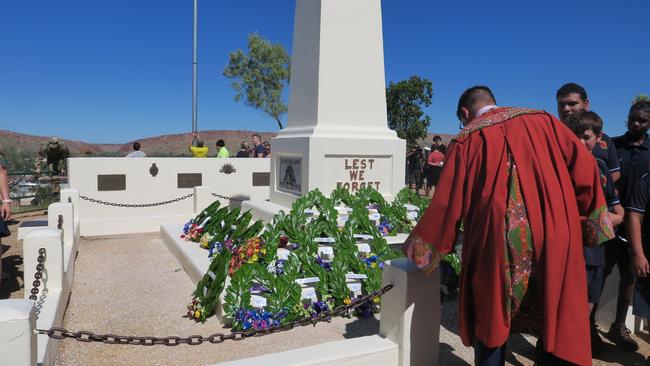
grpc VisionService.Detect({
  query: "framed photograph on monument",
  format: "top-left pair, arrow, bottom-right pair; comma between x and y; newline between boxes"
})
278,156 -> 302,195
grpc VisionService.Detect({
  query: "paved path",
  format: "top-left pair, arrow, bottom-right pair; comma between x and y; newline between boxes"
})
53,232 -> 650,365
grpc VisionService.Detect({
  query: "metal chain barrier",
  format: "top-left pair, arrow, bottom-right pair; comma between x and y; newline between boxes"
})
34,284 -> 393,346
57,214 -> 63,230
28,248 -> 46,301
211,193 -> 245,202
79,193 -> 194,208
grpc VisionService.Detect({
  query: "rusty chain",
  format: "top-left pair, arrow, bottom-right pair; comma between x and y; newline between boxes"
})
29,248 -> 46,302
211,193 -> 245,202
79,193 -> 194,208
35,283 -> 393,346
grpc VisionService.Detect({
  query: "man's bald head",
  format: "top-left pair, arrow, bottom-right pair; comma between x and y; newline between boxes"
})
456,86 -> 497,123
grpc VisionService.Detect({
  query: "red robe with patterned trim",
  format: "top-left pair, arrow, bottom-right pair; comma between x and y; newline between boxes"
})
402,107 -> 613,366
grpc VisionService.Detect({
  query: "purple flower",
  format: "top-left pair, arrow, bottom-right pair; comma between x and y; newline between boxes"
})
183,220 -> 194,235
315,257 -> 332,271
249,283 -> 271,293
275,259 -> 286,275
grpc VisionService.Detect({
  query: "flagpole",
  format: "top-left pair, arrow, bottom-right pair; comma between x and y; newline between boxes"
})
192,0 -> 198,133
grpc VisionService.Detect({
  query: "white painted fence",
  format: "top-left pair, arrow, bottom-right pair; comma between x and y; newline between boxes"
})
0,198 -> 80,366
67,157 -> 270,236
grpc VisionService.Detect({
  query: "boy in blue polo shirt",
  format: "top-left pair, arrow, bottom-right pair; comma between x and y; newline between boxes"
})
565,111 -> 624,354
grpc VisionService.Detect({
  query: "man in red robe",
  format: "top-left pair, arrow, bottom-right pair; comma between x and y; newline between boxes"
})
402,86 -> 614,366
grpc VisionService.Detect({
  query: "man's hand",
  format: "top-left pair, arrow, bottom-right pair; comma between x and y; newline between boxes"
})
632,253 -> 650,278
1,202 -> 11,221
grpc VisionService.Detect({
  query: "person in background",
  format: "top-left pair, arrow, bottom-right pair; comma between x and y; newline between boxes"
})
432,135 -> 447,154
125,142 -> 146,157
425,145 -> 445,197
215,139 -> 229,158
263,141 -> 271,157
604,100 -> 650,352
236,141 -> 250,158
251,133 -> 266,158
565,111 -> 624,354
556,82 -> 620,182
189,133 -> 209,157
0,157 -> 11,282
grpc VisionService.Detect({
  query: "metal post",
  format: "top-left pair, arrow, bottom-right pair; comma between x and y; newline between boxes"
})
192,0 -> 198,133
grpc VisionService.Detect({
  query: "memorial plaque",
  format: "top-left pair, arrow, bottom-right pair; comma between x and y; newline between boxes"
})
177,173 -> 202,188
278,157 -> 302,194
97,174 -> 126,191
252,172 -> 270,187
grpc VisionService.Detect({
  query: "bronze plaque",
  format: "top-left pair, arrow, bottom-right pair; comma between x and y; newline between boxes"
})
97,174 -> 126,191
252,172 -> 270,187
177,173 -> 202,188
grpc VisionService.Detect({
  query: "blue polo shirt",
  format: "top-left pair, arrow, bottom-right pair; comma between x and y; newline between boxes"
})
613,132 -> 650,207
626,173 -> 650,249
592,133 -> 620,174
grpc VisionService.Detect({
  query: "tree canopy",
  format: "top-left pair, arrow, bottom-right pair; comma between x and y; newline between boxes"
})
386,76 -> 433,145
223,33 -> 291,130
633,94 -> 650,104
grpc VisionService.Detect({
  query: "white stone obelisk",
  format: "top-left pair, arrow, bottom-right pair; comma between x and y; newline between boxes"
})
268,0 -> 405,208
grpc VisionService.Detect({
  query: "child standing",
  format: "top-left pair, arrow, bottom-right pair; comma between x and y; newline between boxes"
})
565,111 -> 625,354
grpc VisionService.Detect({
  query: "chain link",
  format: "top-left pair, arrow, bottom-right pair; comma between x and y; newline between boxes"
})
210,193 -> 245,202
57,214 -> 63,230
29,248 -> 46,302
35,284 -> 393,346
79,193 -> 194,208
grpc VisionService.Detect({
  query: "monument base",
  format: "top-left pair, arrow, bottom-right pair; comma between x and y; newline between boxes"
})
270,133 -> 405,208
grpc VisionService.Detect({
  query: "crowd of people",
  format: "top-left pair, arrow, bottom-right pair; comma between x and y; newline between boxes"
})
124,133 -> 272,158
405,135 -> 447,197
402,83 -> 650,365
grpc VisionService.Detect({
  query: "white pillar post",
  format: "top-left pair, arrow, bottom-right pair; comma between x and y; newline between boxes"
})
379,257 -> 441,366
193,186 -> 213,214
0,299 -> 37,366
23,229 -> 64,297
59,188 -> 79,224
48,203 -> 73,249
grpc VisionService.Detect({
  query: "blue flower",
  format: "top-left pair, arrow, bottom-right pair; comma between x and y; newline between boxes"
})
182,220 -> 194,235
315,257 -> 332,271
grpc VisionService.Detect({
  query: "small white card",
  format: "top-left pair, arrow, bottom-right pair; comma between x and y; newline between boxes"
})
276,248 -> 291,260
208,271 -> 216,281
347,283 -> 363,297
250,295 -> 267,308
353,234 -> 373,240
356,244 -> 371,253
336,206 -> 354,213
407,212 -> 418,220
346,273 -> 368,280
314,237 -> 336,243
301,287 -> 317,300
318,246 -> 334,261
295,277 -> 320,285
404,204 -> 419,211
369,213 -> 381,221
203,286 -> 208,297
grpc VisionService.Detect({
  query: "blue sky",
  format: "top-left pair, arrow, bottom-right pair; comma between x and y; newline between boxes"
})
1,0 -> 648,143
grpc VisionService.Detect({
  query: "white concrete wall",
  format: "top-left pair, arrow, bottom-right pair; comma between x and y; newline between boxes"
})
67,157 -> 270,236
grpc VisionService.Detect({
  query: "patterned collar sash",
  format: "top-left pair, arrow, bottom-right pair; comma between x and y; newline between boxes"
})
455,107 -> 542,142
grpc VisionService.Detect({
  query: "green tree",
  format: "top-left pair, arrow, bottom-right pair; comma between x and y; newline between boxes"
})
223,33 -> 290,130
632,94 -> 650,104
386,76 -> 433,145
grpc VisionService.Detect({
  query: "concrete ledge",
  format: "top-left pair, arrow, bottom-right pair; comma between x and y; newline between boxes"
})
241,199 -> 290,223
215,335 -> 397,366
82,214 -> 191,236
17,220 -> 48,241
161,224 -> 211,285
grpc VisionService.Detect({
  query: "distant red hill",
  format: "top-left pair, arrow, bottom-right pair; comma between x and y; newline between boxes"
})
0,129 -> 455,157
